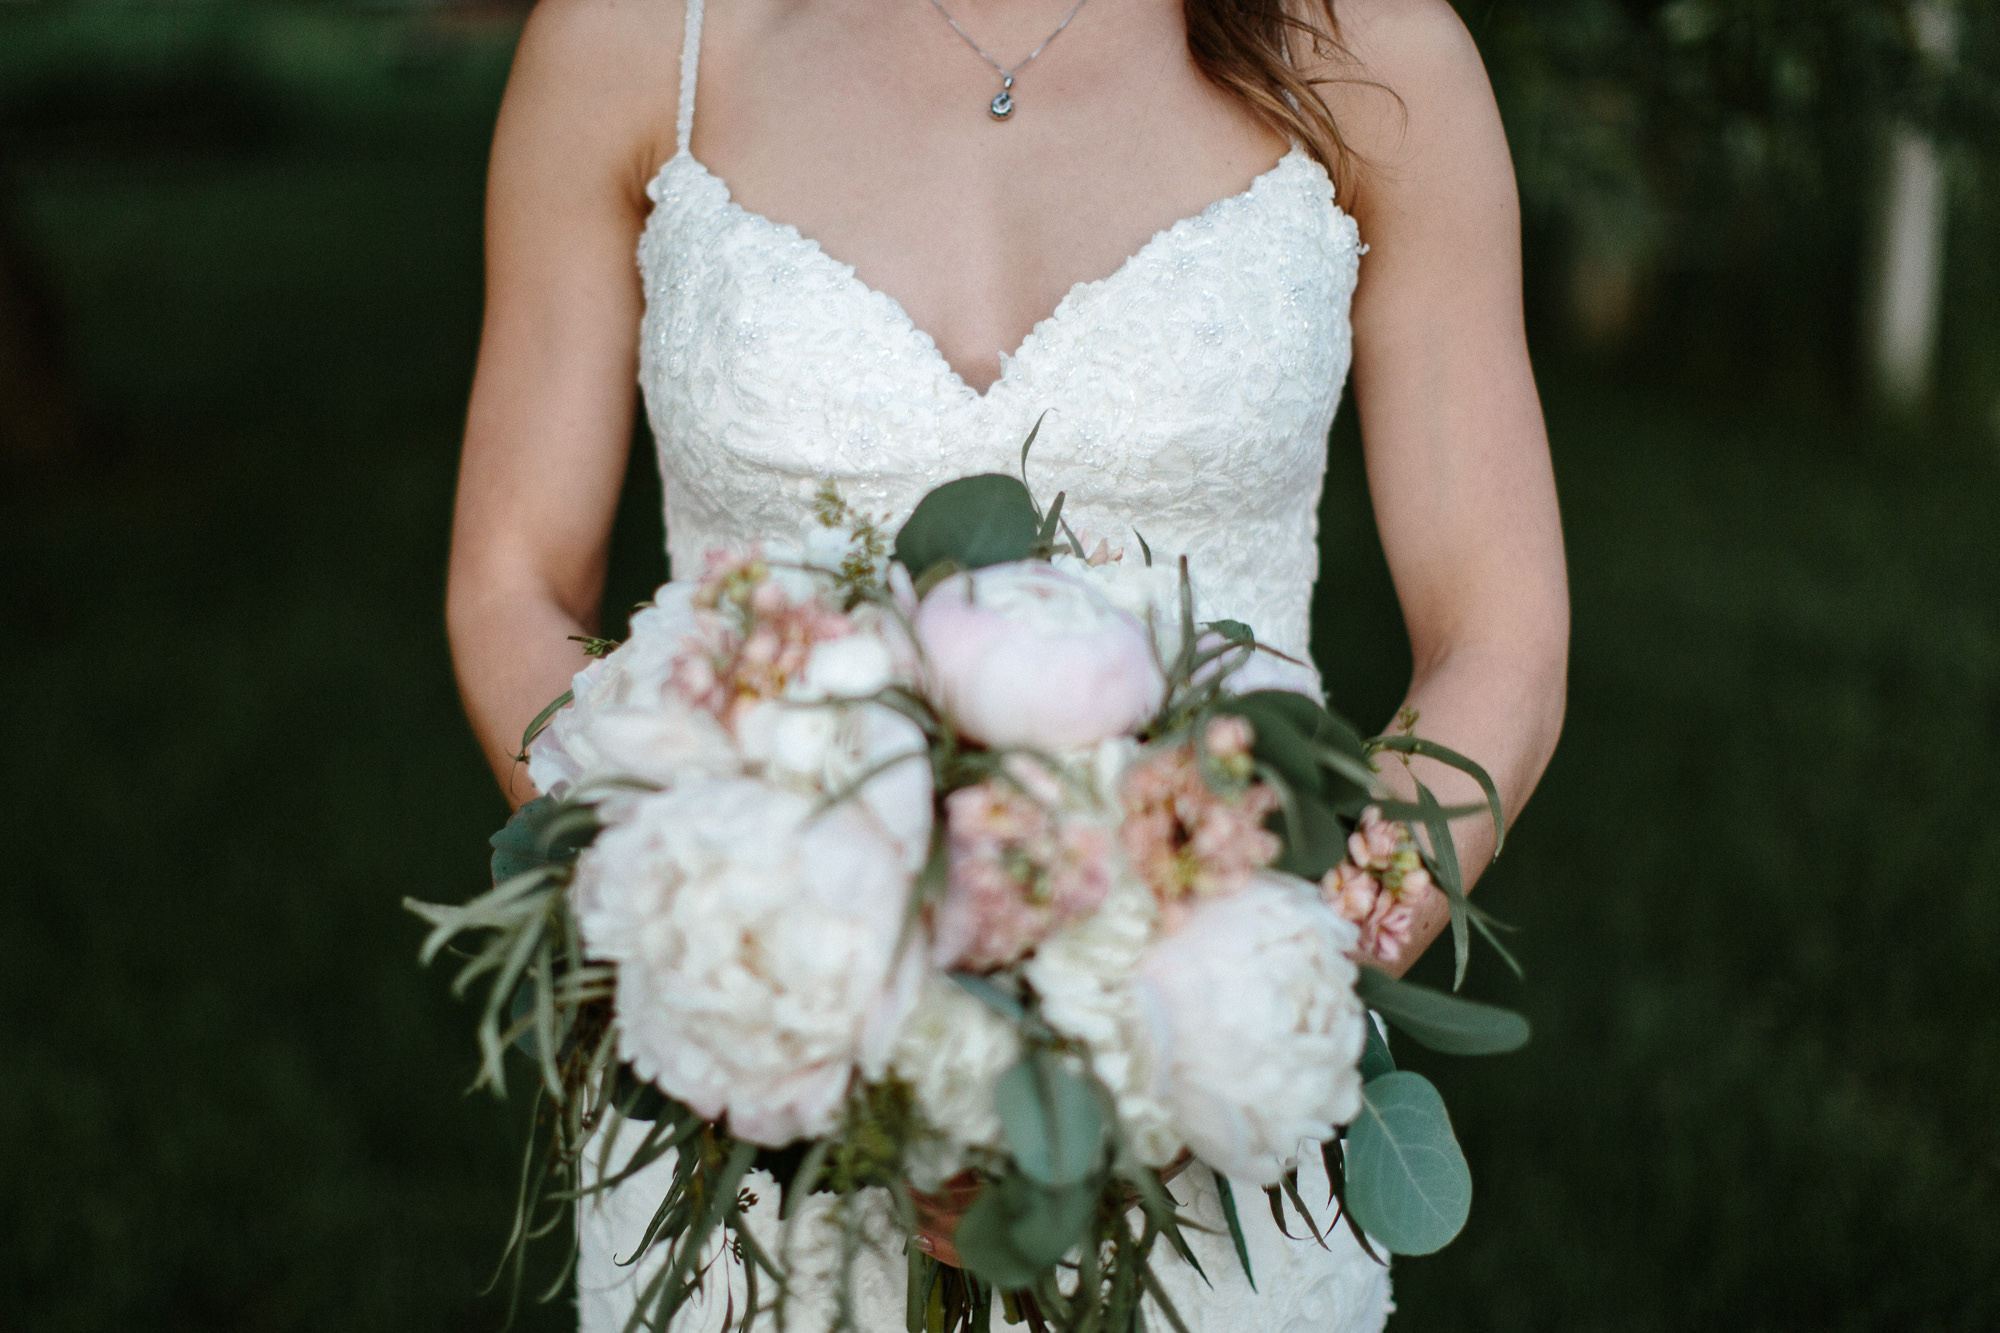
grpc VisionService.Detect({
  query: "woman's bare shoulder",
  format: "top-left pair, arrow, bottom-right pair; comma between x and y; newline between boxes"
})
497,0 -> 686,202
1316,0 -> 1486,103
1308,0 -> 1506,215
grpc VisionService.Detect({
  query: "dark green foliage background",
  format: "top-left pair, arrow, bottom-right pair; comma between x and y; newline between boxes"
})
2,5 -> 1995,1330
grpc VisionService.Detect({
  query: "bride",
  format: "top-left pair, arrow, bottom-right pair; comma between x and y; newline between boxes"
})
446,0 -> 1567,1326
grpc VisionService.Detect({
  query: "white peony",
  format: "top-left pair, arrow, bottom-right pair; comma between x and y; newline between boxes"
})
1051,551 -> 1187,664
734,695 -> 932,872
1024,875 -> 1183,1167
1133,874 -> 1366,1185
526,585 -> 735,799
793,633 -> 895,701
573,775 -> 919,1145
889,974 -> 1023,1190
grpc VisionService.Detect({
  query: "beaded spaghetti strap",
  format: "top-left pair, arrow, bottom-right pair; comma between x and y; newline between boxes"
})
676,0 -> 705,157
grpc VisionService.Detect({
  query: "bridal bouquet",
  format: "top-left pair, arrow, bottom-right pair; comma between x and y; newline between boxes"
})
409,437 -> 1529,1332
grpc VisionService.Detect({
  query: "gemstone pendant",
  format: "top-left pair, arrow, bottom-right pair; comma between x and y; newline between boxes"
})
989,76 -> 1015,121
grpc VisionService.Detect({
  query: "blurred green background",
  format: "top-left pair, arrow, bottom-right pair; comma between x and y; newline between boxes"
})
2,1 -> 1995,1329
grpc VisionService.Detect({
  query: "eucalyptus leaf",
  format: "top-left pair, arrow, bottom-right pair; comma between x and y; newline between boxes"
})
995,1056 -> 1105,1187
1321,1137 -> 1386,1267
1306,743 -> 1385,812
954,1174 -> 1096,1289
1413,779 -> 1472,990
1138,1259 -> 1194,1333
1215,691 -> 1374,810
611,1061 -> 670,1122
1265,1183 -> 1298,1239
1358,1010 -> 1396,1081
1280,1169 -> 1329,1248
1211,1171 -> 1255,1290
1203,618 -> 1255,644
1369,732 -> 1508,853
506,971 -> 546,1064
1355,969 -> 1531,1056
489,795 -> 601,884
1213,693 -> 1322,799
1250,689 -> 1370,762
892,474 -> 1041,579
516,688 -> 572,758
1017,412 -> 1048,495
1036,490 -> 1067,548
1343,1071 -> 1472,1256
949,971 -> 1026,1023
1272,792 -> 1352,881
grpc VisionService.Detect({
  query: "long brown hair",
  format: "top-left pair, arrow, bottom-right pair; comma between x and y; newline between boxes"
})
1184,0 -> 1361,189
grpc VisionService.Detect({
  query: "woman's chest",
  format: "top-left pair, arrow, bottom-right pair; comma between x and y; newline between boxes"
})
689,0 -> 1291,392
636,147 -> 1362,506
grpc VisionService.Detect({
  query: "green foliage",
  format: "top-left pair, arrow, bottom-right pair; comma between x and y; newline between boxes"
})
514,688 -> 573,762
1471,0 -> 2000,406
1216,690 -> 1371,802
1343,1071 -> 1474,1257
8,8 -> 2000,1326
1210,689 -> 1374,878
891,473 -> 1041,581
1481,0 -> 1995,242
1355,969 -> 1532,1057
993,1055 -> 1106,1188
827,1079 -> 925,1195
1358,1013 -> 1395,1082
488,794 -> 600,885
1211,1171 -> 1257,1290
1369,732 -> 1508,855
953,1172 -> 1099,1289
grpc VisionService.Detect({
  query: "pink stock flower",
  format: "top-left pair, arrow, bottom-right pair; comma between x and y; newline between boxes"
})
1321,806 -> 1438,965
1348,805 -> 1403,871
1362,896 -> 1420,964
1324,860 -> 1380,923
671,548 -> 853,723
933,771 -> 1114,971
1067,529 -> 1121,567
1121,742 -> 1282,914
1203,715 -> 1255,762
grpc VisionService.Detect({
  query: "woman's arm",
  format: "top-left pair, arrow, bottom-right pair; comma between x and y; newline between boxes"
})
447,0 -> 680,805
1316,0 -> 1571,975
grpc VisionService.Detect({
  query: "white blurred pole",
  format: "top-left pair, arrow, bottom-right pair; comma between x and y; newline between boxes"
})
1871,0 -> 1957,411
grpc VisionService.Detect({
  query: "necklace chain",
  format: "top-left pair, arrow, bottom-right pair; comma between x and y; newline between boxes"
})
923,0 -> 1093,120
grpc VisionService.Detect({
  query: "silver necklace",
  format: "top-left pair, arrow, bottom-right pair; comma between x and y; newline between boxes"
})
923,0 -> 1093,121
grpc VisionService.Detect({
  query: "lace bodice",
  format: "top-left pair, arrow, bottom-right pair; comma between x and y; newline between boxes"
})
637,46 -> 1359,669
585,1 -> 1385,1328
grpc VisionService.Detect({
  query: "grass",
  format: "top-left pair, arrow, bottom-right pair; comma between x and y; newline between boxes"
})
3,12 -> 1996,1330
1360,405 -> 2000,1330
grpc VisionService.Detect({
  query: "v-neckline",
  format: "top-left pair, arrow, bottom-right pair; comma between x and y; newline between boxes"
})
651,145 -> 1318,403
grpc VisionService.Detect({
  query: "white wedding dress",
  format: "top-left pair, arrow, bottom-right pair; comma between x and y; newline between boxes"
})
576,1 -> 1387,1327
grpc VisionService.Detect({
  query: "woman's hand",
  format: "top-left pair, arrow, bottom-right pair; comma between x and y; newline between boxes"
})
1307,0 -> 1572,972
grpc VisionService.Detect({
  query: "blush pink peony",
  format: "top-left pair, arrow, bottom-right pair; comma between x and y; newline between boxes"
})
913,563 -> 1164,753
